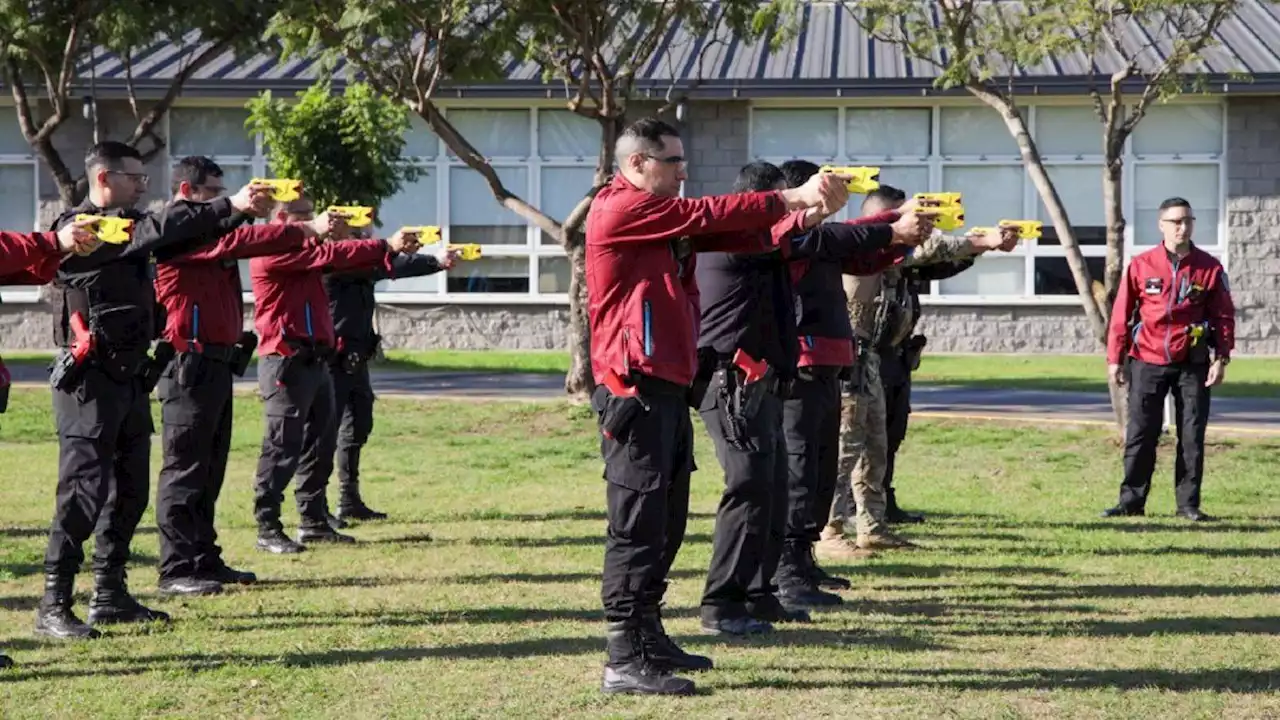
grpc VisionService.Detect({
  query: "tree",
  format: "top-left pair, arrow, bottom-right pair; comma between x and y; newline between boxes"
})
836,0 -> 1243,435
0,0 -> 278,206
266,0 -> 779,398
245,81 -> 424,212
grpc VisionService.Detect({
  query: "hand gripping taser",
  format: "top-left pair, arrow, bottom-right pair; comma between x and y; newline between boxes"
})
969,220 -> 1044,241
251,178 -> 303,202
75,215 -> 134,244
819,166 -> 881,194
400,226 -> 483,260
328,206 -> 374,227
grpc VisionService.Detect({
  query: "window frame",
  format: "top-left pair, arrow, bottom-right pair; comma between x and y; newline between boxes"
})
0,150 -> 46,303
747,100 -> 1228,306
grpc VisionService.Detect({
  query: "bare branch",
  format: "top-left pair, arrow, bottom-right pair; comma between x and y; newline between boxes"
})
126,38 -> 234,151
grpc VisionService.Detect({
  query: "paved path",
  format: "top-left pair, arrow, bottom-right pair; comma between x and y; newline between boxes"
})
10,365 -> 1280,434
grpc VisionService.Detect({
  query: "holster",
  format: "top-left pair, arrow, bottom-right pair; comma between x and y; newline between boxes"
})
904,334 -> 928,372
1186,323 -> 1211,365
230,331 -> 257,377
708,368 -> 751,452
590,384 -> 646,442
49,349 -> 88,392
138,341 -> 176,392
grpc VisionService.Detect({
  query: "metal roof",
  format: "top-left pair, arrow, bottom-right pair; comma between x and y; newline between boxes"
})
47,1 -> 1280,98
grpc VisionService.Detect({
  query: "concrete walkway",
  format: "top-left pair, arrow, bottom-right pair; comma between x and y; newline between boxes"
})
9,364 -> 1280,435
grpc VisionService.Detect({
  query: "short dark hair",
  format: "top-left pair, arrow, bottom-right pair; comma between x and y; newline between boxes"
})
1159,197 -> 1192,212
732,161 -> 785,193
615,117 -> 680,164
84,141 -> 142,174
171,155 -> 224,194
862,184 -> 907,212
779,160 -> 821,189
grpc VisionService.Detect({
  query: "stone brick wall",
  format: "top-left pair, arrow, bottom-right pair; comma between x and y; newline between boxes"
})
683,101 -> 750,197
1224,97 -> 1280,355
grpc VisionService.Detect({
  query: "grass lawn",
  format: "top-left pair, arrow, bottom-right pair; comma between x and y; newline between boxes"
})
1,388 -> 1278,718
7,349 -> 1279,398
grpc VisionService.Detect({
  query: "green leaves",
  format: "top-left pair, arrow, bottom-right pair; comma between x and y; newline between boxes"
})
245,81 -> 423,219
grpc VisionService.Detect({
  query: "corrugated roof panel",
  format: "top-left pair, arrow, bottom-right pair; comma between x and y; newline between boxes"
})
18,1 -> 1280,95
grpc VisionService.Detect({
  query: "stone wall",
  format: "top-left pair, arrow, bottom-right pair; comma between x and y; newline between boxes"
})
1224,97 -> 1280,355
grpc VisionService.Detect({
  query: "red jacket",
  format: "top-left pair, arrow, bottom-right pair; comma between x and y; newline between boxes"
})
250,238 -> 394,356
1107,243 -> 1235,366
156,224 -> 308,349
0,230 -> 63,284
791,212 -> 908,368
586,174 -> 791,387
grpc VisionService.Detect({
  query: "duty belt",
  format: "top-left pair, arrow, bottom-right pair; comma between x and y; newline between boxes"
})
188,343 -> 237,363
631,373 -> 688,398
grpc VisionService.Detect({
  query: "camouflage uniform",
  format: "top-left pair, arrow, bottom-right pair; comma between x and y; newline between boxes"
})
827,233 -> 979,544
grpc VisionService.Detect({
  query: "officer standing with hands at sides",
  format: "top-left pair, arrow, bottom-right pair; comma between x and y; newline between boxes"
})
321,224 -> 458,525
587,117 -> 850,696
1103,197 -> 1234,522
0,222 -> 101,669
775,160 -> 917,593
694,161 -> 932,637
38,141 -> 272,641
250,196 -> 422,553
151,156 -> 343,598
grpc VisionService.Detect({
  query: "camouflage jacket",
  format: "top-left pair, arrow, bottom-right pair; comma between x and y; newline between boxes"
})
843,232 -> 979,345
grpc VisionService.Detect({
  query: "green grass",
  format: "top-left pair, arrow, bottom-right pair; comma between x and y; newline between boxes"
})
1,388 -> 1278,717
8,349 -> 1280,397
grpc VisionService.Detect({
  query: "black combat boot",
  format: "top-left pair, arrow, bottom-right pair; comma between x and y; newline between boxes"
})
639,607 -> 713,672
747,593 -> 813,623
601,620 -> 697,695
804,542 -> 851,590
337,450 -> 388,522
34,572 -> 100,640
775,541 -> 843,609
87,569 -> 171,626
886,487 -> 925,524
0,653 -> 12,669
257,529 -> 306,554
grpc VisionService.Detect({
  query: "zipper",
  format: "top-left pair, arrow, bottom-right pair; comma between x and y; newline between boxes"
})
1163,256 -> 1178,364
305,301 -> 314,338
191,304 -> 200,349
642,300 -> 652,357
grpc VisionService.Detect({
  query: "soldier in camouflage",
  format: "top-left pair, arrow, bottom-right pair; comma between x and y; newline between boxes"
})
820,186 -> 1018,554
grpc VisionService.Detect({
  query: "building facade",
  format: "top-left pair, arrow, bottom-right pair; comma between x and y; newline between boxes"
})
3,2 -> 1279,355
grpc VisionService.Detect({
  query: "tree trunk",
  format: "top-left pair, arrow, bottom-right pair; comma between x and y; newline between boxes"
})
967,83 -> 1126,435
563,235 -> 593,400
1102,159 -> 1129,439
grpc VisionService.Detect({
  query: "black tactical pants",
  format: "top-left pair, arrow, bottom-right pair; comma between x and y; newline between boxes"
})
155,353 -> 235,580
1119,359 -> 1211,512
781,366 -> 842,544
699,371 -> 788,621
46,366 -> 153,576
252,354 -> 336,533
328,360 -> 376,506
882,374 -> 912,497
597,380 -> 694,623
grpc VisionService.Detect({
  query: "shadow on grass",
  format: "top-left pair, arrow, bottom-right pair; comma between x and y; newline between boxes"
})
900,582 -> 1280,601
461,533 -> 714,549
723,666 -> 1280,692
449,568 -> 704,585
834,562 -> 1070,580
915,376 -> 1280,399
427,509 -> 718,523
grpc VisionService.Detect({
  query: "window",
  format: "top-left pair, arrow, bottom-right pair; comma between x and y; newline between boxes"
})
0,114 -> 39,300
750,102 -> 1226,303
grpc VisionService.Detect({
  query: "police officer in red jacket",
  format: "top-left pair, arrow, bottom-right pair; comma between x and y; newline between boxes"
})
587,117 -> 863,696
153,156 -> 343,597
39,142 -> 272,642
1104,197 -> 1235,522
0,223 -> 99,670
250,196 -> 419,553
695,162 -> 930,636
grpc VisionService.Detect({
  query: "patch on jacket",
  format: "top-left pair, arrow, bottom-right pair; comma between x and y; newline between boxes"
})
1144,277 -> 1163,295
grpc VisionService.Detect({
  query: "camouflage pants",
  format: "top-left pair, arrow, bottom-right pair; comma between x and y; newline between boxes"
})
830,351 -> 889,538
